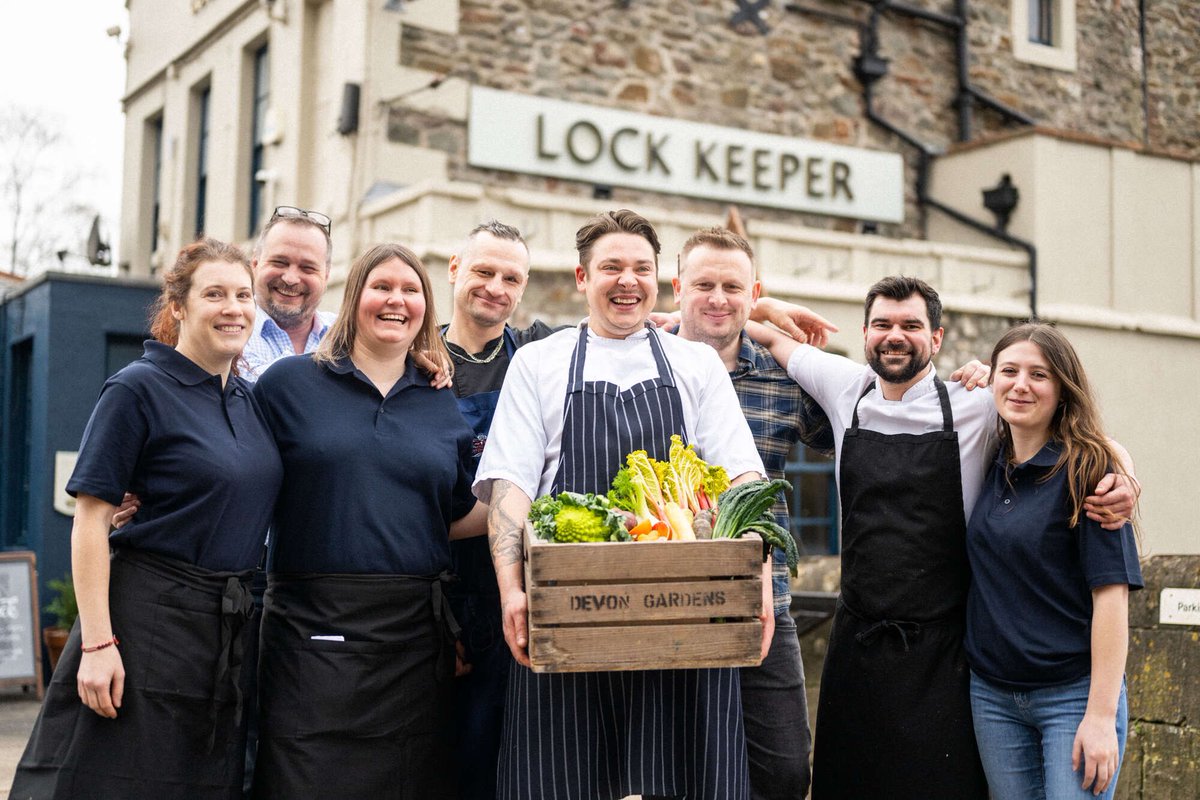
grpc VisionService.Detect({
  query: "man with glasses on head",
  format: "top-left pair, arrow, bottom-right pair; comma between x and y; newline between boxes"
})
243,205 -> 336,380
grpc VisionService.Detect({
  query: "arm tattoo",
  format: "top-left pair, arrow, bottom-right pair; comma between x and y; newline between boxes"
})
488,481 -> 528,567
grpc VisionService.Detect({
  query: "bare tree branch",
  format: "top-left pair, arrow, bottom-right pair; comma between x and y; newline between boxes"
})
0,105 -> 99,276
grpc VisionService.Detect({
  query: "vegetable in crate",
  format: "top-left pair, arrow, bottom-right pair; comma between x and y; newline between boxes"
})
607,435 -> 731,540
529,492 -> 631,543
712,478 -> 801,576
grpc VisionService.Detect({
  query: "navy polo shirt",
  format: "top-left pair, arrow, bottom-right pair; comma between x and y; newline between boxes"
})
965,441 -> 1142,690
253,355 -> 477,575
66,341 -> 283,572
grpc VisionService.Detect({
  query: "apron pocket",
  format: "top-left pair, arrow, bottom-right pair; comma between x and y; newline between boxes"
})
143,597 -> 223,699
261,633 -> 446,739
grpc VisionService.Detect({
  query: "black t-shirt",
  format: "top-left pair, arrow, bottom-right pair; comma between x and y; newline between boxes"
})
446,320 -> 558,399
67,341 -> 283,572
253,355 -> 477,575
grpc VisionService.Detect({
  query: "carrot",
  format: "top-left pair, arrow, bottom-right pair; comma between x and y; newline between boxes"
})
629,519 -> 653,539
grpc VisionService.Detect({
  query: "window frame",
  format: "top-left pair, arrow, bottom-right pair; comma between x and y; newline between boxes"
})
195,85 -> 211,240
1011,0 -> 1076,72
248,43 -> 270,237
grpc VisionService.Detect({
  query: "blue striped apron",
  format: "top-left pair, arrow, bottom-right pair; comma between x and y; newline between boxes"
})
497,324 -> 750,800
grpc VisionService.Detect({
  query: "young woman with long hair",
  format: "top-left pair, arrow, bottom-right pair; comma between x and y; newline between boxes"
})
966,322 -> 1142,799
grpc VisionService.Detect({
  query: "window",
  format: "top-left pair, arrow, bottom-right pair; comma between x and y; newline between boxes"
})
3,339 -> 34,548
1012,0 -> 1076,71
195,87 -> 211,239
1028,0 -> 1053,45
249,44 -> 270,236
784,443 -> 839,556
149,117 -> 163,255
105,334 -> 147,379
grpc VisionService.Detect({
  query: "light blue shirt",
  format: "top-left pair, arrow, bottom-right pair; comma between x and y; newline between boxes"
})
241,307 -> 336,382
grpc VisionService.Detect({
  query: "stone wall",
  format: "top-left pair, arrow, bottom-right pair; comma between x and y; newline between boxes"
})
1145,1 -> 1200,157
392,1 -> 1199,239
1118,556 -> 1200,799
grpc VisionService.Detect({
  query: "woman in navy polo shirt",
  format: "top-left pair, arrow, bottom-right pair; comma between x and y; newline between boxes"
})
250,243 -> 487,799
966,323 -> 1142,800
12,238 -> 283,799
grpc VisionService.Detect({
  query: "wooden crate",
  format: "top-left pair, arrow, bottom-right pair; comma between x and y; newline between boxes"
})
525,523 -> 764,672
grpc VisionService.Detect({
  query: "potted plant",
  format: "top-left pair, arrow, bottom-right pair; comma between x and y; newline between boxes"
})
42,573 -> 77,672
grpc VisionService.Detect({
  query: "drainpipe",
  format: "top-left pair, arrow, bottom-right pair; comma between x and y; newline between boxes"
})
793,0 -> 1041,318
916,154 -> 1039,320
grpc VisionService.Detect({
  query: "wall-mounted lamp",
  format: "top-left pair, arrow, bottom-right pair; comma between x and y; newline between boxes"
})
982,174 -> 1019,233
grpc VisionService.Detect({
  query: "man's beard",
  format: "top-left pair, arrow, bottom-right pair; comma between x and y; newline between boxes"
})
868,346 -> 929,384
263,294 -> 314,331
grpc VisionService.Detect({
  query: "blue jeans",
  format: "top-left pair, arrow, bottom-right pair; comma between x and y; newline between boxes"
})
969,671 -> 1128,800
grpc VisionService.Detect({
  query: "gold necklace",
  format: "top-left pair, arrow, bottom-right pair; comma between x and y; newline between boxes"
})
443,332 -> 505,365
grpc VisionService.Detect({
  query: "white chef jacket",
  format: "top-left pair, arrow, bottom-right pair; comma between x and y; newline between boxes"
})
785,345 -> 998,520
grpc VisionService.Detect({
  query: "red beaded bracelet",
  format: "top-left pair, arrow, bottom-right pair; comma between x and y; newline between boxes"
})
81,636 -> 119,653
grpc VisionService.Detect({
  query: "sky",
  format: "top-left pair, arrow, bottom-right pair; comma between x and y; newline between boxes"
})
1,0 -> 129,272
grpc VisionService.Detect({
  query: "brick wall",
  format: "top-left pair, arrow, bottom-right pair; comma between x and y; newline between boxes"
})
392,1 -> 1199,238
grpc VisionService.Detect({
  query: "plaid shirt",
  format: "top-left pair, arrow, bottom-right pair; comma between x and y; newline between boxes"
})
241,308 -> 336,382
730,333 -> 834,615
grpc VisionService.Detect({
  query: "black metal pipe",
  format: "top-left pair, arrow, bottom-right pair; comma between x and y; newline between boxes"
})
955,0 -> 972,141
883,0 -> 962,28
860,15 -> 1039,319
864,84 -> 934,155
833,0 -> 1035,135
921,197 -> 1038,320
783,3 -> 863,30
787,0 -> 1040,318
967,86 -> 1036,125
1139,0 -> 1149,146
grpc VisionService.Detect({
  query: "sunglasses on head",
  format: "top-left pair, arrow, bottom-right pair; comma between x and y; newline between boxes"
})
270,206 -> 332,234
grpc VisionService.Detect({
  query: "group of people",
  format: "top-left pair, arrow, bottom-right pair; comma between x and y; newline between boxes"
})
10,204 -> 1140,800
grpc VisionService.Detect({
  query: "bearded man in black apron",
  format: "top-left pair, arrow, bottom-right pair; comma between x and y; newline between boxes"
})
752,276 -> 1140,799
474,210 -> 772,800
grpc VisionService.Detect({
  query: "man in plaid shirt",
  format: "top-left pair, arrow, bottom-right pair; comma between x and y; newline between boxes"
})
673,227 -> 835,800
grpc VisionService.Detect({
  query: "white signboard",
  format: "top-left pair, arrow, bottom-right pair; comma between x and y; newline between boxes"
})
468,87 -> 904,223
53,451 -> 78,516
1159,588 -> 1200,626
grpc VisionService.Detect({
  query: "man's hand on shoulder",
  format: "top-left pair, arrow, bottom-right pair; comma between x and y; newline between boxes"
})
949,359 -> 991,390
750,297 -> 838,349
647,311 -> 681,330
413,350 -> 453,389
1086,440 -> 1140,530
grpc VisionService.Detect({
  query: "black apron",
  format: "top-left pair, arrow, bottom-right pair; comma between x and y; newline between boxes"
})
498,325 -> 750,800
447,328 -> 517,800
12,549 -> 256,800
811,377 -> 987,799
251,571 -> 458,800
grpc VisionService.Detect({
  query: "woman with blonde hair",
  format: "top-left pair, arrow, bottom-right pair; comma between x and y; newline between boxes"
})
250,243 -> 487,798
966,322 -> 1142,800
12,238 -> 282,799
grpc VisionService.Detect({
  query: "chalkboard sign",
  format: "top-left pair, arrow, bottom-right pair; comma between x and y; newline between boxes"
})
0,552 -> 43,697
